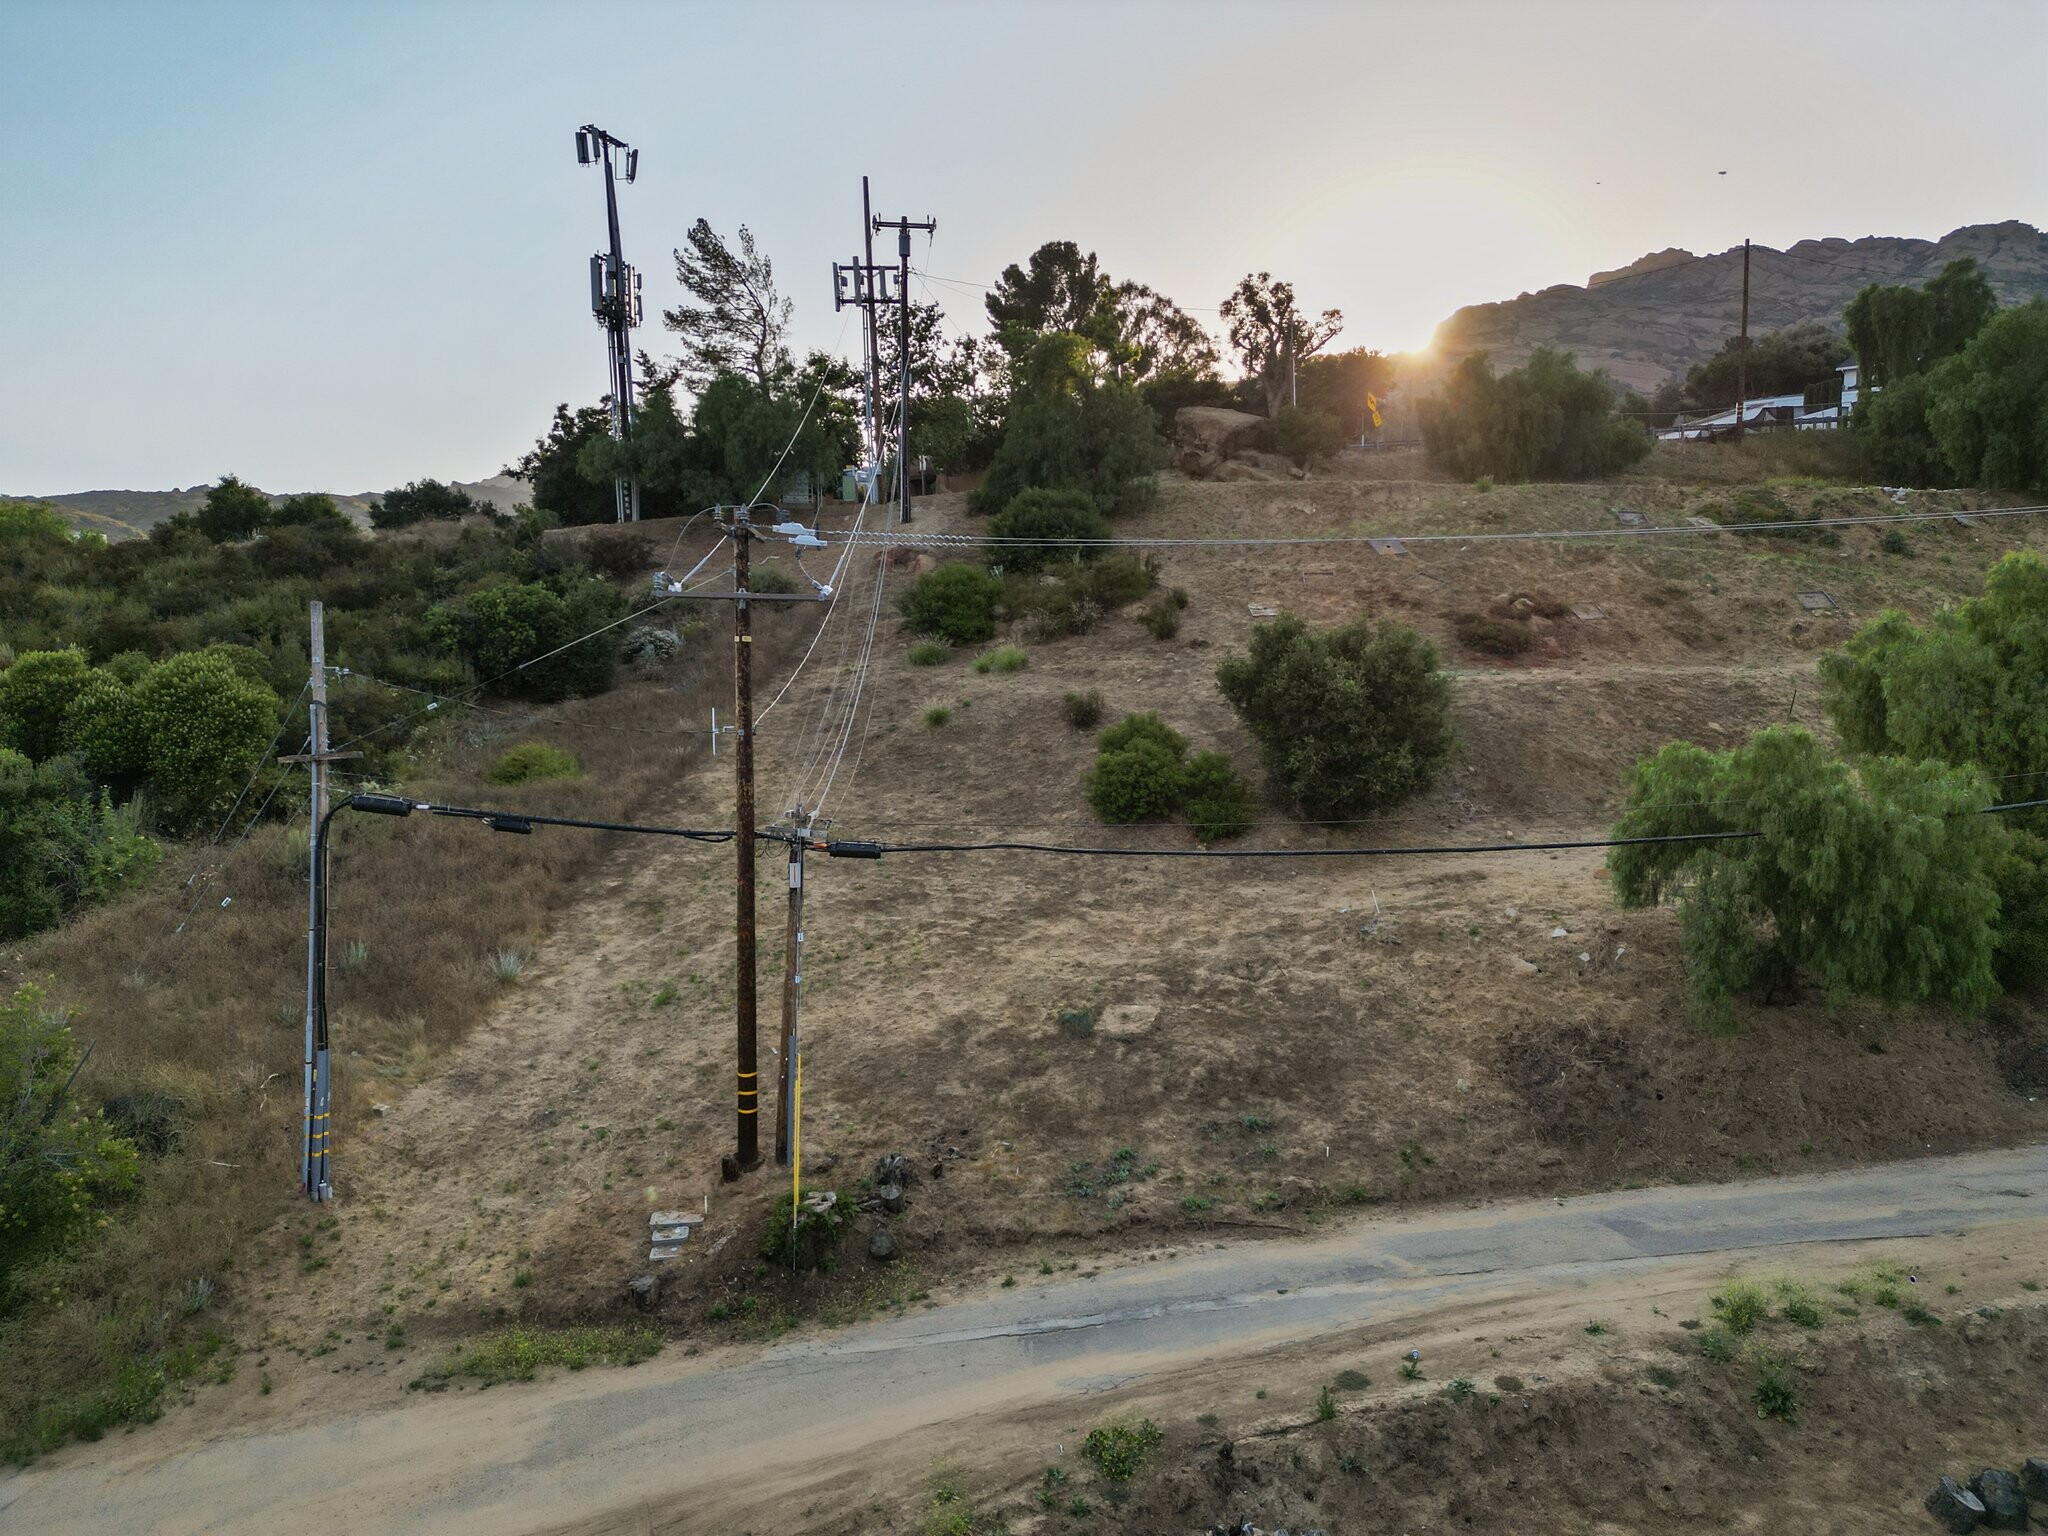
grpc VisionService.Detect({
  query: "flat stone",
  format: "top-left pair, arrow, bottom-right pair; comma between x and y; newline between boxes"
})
1684,515 -> 1720,530
1096,1004 -> 1158,1039
1508,956 -> 1539,977
1969,1468 -> 2027,1529
1247,603 -> 1279,618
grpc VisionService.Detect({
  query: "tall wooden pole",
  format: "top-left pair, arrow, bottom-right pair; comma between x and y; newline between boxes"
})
731,511 -> 760,1171
776,834 -> 805,1166
1735,237 -> 1751,442
300,602 -> 330,1200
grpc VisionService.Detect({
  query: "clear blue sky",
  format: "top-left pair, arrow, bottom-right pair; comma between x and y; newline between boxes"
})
3,0 -> 2043,495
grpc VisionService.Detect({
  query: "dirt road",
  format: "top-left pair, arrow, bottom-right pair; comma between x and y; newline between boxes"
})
5,1143 -> 2045,1534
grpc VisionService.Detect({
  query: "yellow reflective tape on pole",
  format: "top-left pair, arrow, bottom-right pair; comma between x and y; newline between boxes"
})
790,1052 -> 802,1230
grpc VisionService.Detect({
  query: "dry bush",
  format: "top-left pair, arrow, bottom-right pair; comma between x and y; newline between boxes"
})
0,610 -> 812,1451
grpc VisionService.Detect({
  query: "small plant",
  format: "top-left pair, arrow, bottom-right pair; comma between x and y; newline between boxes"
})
1901,1302 -> 1941,1327
337,939 -> 369,973
1239,1113 -> 1272,1133
1068,1496 -> 1093,1518
1062,688 -> 1105,729
1339,1453 -> 1363,1474
1699,1327 -> 1736,1363
1474,475 -> 1494,492
512,1269 -> 534,1288
1038,1259 -> 1054,1275
1057,1007 -> 1096,1039
650,982 -> 677,1007
492,950 -> 525,984
1583,1320 -> 1609,1336
759,1189 -> 853,1271
923,704 -> 952,728
1711,1281 -> 1770,1335
1444,1377 -> 1476,1400
1140,594 -> 1182,640
1881,528 -> 1912,556
1751,1360 -> 1799,1423
1399,1360 -> 1423,1381
1001,1274 -> 1016,1289
2021,1280 -> 2040,1292
908,640 -> 950,666
1647,1365 -> 1680,1390
1180,1194 -> 1213,1212
1316,1384 -> 1337,1420
1195,1413 -> 1217,1427
1081,1418 -> 1163,1482
487,742 -> 579,785
972,645 -> 1028,675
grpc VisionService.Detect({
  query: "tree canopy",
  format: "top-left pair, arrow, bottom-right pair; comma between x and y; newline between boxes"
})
1220,273 -> 1344,419
657,219 -> 793,394
1844,257 -> 1997,389
1418,348 -> 1650,480
372,479 -> 482,530
969,332 -> 1159,517
1674,321 -> 1851,412
986,241 -> 1109,354
195,475 -> 272,543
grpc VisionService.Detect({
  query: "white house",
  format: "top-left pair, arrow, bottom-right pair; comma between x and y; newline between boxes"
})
1656,360 -> 1872,440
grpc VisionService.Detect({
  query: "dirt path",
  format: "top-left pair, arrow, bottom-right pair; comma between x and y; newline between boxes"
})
7,1144 -> 2046,1535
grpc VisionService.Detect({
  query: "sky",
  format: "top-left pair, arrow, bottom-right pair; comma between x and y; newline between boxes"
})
3,0 -> 2045,496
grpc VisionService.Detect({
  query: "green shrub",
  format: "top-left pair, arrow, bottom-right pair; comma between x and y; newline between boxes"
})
972,646 -> 1028,675
901,564 -> 1002,645
0,753 -> 160,939
1086,740 -> 1186,823
748,562 -> 801,595
1699,1326 -> 1736,1362
986,488 -> 1110,574
1097,712 -> 1186,758
1071,552 -> 1157,609
759,1189 -> 852,1271
1140,594 -> 1182,640
1751,1360 -> 1799,1422
1316,1384 -> 1338,1420
1273,405 -> 1346,468
1184,750 -> 1254,844
424,576 -> 626,702
127,652 -> 282,832
1062,689 -> 1105,730
1881,528 -> 1912,557
487,743 -> 580,785
1453,612 -> 1532,657
972,332 -> 1160,517
0,984 -> 140,1296
908,641 -> 950,666
0,650 -> 92,761
923,705 -> 952,728
1418,348 -> 1650,481
1080,1418 -> 1163,1482
1216,613 -> 1453,820
1712,1281 -> 1771,1335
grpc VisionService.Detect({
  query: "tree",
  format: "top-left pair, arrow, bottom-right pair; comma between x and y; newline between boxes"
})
1272,405 -> 1346,468
1680,322 -> 1850,411
986,241 -> 1108,355
1104,282 -> 1218,383
686,356 -> 860,503
424,576 -> 625,702
1215,612 -> 1453,819
875,299 -> 1000,472
195,475 -> 272,543
371,480 -> 480,530
0,752 -> 159,939
985,488 -> 1111,575
1609,727 -> 2005,1027
0,649 -> 92,761
1924,299 -> 2048,492
1296,348 -> 1393,437
1844,257 -> 1997,389
1220,273 -> 1344,419
128,652 -> 282,831
506,402 -> 619,526
658,219 -> 793,394
1417,348 -> 1650,481
971,333 -> 1159,517
0,984 -> 141,1292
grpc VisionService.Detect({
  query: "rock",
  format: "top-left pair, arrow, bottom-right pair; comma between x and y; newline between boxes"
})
2020,1459 -> 2048,1503
626,1273 -> 660,1311
1969,1469 -> 2027,1529
1926,1476 -> 1986,1533
877,1182 -> 906,1214
1096,1003 -> 1158,1039
873,1153 -> 914,1188
1508,956 -> 1540,977
867,1228 -> 899,1262
1213,459 -> 1277,483
1174,406 -> 1269,478
810,1152 -> 838,1174
1237,449 -> 1298,477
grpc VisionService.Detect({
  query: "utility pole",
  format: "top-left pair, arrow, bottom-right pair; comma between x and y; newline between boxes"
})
833,189 -> 900,497
871,209 -> 936,524
861,177 -> 882,471
774,830 -> 806,1166
576,125 -> 643,521
1734,236 -> 1751,442
731,510 -> 759,1170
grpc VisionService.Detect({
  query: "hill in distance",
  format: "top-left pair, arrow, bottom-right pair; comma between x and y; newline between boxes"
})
12,473 -> 530,540
1426,219 -> 2048,394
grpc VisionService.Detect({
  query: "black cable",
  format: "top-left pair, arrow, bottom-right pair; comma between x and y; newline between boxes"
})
348,794 -> 733,843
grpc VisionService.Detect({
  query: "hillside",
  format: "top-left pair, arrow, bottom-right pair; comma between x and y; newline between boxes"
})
13,474 -> 529,539
1426,219 -> 2048,393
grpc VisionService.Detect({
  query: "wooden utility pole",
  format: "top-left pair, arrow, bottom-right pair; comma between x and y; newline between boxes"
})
1734,237 -> 1751,442
775,831 -> 805,1166
300,602 -> 327,1198
870,209 -> 937,524
731,509 -> 760,1172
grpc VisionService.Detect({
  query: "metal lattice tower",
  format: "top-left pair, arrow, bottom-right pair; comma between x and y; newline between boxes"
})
576,124 -> 642,522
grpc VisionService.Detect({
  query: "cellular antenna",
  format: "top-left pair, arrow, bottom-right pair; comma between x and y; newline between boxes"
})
576,123 -> 643,521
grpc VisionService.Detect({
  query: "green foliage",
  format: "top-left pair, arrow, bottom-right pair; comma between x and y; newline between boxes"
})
1295,347 -> 1394,436
1086,738 -> 1186,823
1272,405 -> 1346,468
972,646 -> 1028,675
1080,1418 -> 1163,1482
985,488 -> 1110,575
372,479 -> 481,530
486,743 -> 580,785
414,1325 -> 660,1386
759,1189 -> 852,1271
0,650 -> 92,760
0,500 -> 71,544
1854,371 -> 1949,486
1085,716 -> 1251,842
1751,1360 -> 1799,1423
1184,750 -> 1254,844
127,653 -> 281,831
1062,689 -> 1104,729
1680,322 -> 1851,411
194,475 -> 272,543
1418,348 -> 1651,480
1711,1281 -> 1771,1335
1881,529 -> 1912,557
0,985 -> 141,1297
1609,727 -> 2006,1027
1140,593 -> 1182,639
1924,299 -> 2048,491
0,753 -> 160,938
1215,612 -> 1453,820
902,564 -> 1002,645
1098,712 -> 1186,758
269,493 -> 348,530
922,705 -> 951,728
972,332 -> 1160,517
1845,257 -> 1997,389
507,403 -> 618,526
1699,1327 -> 1736,1363
908,641 -> 950,666
1453,612 -> 1533,657
425,576 -> 625,702
1316,1384 -> 1338,1419
1220,272 -> 1344,419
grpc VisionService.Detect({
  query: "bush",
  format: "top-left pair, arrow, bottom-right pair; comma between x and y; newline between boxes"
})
1418,348 -> 1650,480
985,488 -> 1110,575
1062,690 -> 1105,730
487,743 -> 580,785
580,533 -> 653,579
1881,528 -> 1912,556
1272,405 -> 1346,468
1098,712 -> 1186,758
0,650 -> 92,761
371,479 -> 481,530
120,653 -> 281,833
0,984 -> 140,1297
748,562 -> 801,595
759,1189 -> 852,1271
923,705 -> 951,728
424,576 -> 626,702
1140,594 -> 1182,640
1081,1418 -> 1163,1482
1751,1361 -> 1799,1423
1452,612 -> 1532,657
901,564 -> 1002,646
1184,750 -> 1254,844
972,646 -> 1028,675
0,753 -> 160,938
1216,612 -> 1454,820
1086,739 -> 1186,823
908,642 -> 950,666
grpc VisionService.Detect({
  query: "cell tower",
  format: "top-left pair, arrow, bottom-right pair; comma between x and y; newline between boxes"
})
575,124 -> 642,522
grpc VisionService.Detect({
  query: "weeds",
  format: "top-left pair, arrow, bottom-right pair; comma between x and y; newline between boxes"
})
1751,1359 -> 1799,1423
1062,689 -> 1105,730
1316,1384 -> 1337,1420
492,950 -> 525,984
411,1325 -> 659,1388
1699,1327 -> 1736,1363
1901,1302 -> 1942,1327
922,704 -> 952,728
1398,1360 -> 1423,1381
908,641 -> 950,666
1711,1281 -> 1770,1335
1444,1377 -> 1476,1400
1081,1418 -> 1163,1482
972,646 -> 1028,675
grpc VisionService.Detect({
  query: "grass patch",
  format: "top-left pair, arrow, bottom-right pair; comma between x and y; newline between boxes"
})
922,704 -> 952,728
486,742 -> 579,785
1062,688 -> 1104,730
1710,1280 -> 1771,1335
1081,1417 -> 1163,1482
410,1324 -> 659,1388
907,641 -> 950,666
1901,1302 -> 1942,1327
1699,1326 -> 1736,1363
972,645 -> 1028,675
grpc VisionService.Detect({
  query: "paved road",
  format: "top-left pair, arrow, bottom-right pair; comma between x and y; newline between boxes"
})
6,1144 -> 2045,1535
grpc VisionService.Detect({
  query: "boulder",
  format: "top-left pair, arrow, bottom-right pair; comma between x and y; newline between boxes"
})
2020,1458 -> 2048,1503
1236,449 -> 1299,478
1174,407 -> 1269,478
1213,459 -> 1278,483
1969,1469 -> 2028,1529
873,1153 -> 914,1188
625,1273 -> 661,1311
1927,1476 -> 1986,1533
867,1228 -> 900,1262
